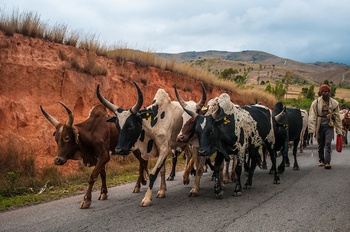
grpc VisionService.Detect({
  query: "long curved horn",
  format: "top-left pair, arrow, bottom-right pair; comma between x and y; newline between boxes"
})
96,84 -> 119,114
59,102 -> 74,127
130,81 -> 143,114
274,106 -> 286,122
196,82 -> 207,110
40,105 -> 60,127
174,85 -> 198,118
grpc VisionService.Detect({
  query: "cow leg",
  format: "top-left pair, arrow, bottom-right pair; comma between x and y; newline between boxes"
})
230,155 -> 237,182
278,141 -> 289,174
189,154 -> 206,197
233,158 -> 243,196
292,139 -> 300,170
132,150 -> 148,193
261,146 -> 268,170
206,157 -> 214,171
266,145 -> 280,184
223,159 -> 230,184
244,153 -> 250,173
81,149 -> 110,209
167,149 -> 181,181
140,151 -> 168,207
183,153 -> 194,185
213,152 -> 224,199
244,149 -> 259,189
98,167 -> 108,200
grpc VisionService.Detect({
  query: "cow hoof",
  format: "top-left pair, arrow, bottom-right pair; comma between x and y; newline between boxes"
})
141,179 -> 147,186
233,191 -> 242,197
278,166 -> 285,174
183,179 -> 190,185
293,166 -> 300,171
274,177 -> 281,184
188,190 -> 199,197
215,192 -> 224,199
285,163 -> 290,167
140,199 -> 152,207
133,187 -> 141,193
167,176 -> 174,181
244,184 -> 252,189
80,200 -> 91,209
98,193 -> 108,200
156,190 -> 166,198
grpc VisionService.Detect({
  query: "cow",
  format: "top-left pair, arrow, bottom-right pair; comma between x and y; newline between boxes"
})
272,102 -> 303,174
299,109 -> 309,153
40,102 -> 148,209
97,82 -> 185,207
167,83 -> 208,183
176,89 -> 280,198
177,97 -> 235,189
340,109 -> 350,146
175,94 -> 219,197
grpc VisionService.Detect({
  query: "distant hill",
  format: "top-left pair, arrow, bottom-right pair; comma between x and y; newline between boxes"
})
157,50 -> 350,86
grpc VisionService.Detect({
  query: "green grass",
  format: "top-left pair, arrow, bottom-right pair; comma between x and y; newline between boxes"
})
0,149 -> 187,211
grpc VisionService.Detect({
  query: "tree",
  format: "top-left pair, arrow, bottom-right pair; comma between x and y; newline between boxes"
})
219,68 -> 238,81
301,85 -> 315,100
264,81 -> 287,100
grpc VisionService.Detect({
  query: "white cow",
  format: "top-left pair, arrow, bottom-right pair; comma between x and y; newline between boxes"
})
97,82 -> 199,206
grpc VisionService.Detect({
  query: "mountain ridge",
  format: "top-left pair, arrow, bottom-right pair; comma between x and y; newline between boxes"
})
157,50 -> 350,85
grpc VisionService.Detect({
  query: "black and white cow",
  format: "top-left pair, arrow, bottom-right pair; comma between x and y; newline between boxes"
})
176,90 -> 280,197
272,102 -> 303,174
97,82 -> 186,206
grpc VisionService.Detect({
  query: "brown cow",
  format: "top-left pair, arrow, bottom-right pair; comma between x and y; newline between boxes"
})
40,102 -> 148,209
340,109 -> 350,146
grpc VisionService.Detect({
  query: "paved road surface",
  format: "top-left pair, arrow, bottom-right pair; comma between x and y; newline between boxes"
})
1,137 -> 350,231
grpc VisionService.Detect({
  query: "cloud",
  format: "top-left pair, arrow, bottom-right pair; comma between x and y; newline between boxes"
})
1,0 -> 350,64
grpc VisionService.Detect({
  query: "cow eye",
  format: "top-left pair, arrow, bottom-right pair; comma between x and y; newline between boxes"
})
64,136 -> 70,142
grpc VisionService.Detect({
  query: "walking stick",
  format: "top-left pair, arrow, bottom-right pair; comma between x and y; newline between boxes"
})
310,134 -> 314,157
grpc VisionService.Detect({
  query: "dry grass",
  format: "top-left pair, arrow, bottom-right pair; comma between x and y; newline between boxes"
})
0,6 -> 275,103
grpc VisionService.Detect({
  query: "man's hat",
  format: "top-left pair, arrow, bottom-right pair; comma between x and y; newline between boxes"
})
319,84 -> 330,93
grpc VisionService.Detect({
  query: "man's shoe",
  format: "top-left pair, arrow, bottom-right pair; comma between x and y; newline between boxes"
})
318,162 -> 325,167
325,163 -> 331,169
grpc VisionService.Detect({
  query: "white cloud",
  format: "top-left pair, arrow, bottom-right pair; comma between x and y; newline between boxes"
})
1,0 -> 350,64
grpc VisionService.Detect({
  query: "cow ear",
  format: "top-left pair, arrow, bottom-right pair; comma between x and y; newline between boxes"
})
139,110 -> 153,120
72,126 -> 80,144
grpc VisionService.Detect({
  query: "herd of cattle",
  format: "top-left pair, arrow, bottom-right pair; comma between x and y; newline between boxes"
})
40,82 -> 350,209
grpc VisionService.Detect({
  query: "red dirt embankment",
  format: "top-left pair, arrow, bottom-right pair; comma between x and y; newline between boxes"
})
0,32 -> 240,173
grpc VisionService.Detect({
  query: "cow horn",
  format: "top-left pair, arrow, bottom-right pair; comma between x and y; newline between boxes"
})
130,81 -> 143,114
59,102 -> 74,127
196,82 -> 207,110
174,85 -> 198,118
96,84 -> 119,114
40,105 -> 60,127
274,107 -> 286,122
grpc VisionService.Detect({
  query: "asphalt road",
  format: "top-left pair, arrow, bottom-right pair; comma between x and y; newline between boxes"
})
1,137 -> 350,232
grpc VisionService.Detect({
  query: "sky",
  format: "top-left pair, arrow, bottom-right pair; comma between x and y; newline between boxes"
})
2,0 -> 350,65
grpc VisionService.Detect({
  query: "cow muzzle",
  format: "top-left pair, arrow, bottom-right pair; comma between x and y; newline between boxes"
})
176,134 -> 189,143
198,148 -> 210,156
54,157 -> 67,165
